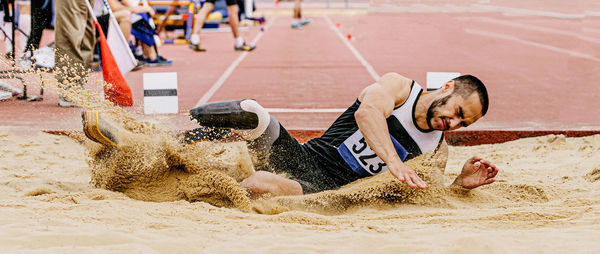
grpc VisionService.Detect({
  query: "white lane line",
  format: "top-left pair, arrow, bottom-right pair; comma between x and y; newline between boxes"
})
181,107 -> 347,115
266,108 -> 346,113
458,16 -> 600,44
584,28 -> 600,34
465,28 -> 600,63
472,4 -> 597,19
323,15 -> 379,81
369,4 -> 599,19
194,16 -> 278,107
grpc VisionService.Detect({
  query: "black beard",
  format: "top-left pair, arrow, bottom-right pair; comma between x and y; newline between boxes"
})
426,94 -> 451,130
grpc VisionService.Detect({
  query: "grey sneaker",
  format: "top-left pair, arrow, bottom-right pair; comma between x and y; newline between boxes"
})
0,90 -> 11,101
301,19 -> 313,26
0,81 -> 22,96
58,96 -> 81,107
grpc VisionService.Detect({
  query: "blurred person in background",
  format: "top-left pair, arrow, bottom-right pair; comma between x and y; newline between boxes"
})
290,0 -> 311,29
188,0 -> 255,52
54,0 -> 95,107
107,0 -> 172,66
24,0 -> 53,53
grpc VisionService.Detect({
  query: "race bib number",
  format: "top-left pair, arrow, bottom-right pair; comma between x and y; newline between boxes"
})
337,131 -> 408,177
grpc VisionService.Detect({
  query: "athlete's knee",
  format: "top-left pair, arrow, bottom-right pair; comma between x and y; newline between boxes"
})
201,3 -> 214,13
189,99 -> 272,141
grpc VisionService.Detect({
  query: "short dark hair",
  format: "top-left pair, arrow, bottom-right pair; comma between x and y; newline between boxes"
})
452,75 -> 489,116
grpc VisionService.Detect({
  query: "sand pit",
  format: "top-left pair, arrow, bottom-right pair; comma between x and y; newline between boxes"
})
1,128 -> 599,252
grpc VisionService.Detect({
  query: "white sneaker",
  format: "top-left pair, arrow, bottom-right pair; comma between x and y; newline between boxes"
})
58,96 -> 81,107
0,81 -> 22,96
0,90 -> 11,101
34,46 -> 55,69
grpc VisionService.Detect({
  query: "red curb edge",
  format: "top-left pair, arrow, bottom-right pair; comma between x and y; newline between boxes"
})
289,130 -> 600,146
44,130 -> 600,146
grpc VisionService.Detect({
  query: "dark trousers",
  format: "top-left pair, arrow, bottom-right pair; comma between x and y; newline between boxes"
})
25,0 -> 53,52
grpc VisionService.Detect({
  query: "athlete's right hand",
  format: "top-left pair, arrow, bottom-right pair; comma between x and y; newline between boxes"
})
388,162 -> 428,189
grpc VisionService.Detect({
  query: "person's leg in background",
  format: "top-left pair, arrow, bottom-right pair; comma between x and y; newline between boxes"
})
226,2 -> 254,51
2,0 -> 15,59
130,13 -> 172,66
54,0 -> 95,107
24,0 -> 53,53
188,99 -> 302,197
188,1 -> 215,51
189,0 -> 255,52
140,42 -> 171,66
112,9 -> 132,40
17,1 -> 31,54
291,0 -> 311,29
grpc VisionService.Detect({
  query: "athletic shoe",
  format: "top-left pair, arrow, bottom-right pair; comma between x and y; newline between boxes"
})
134,53 -> 144,61
291,23 -> 303,29
131,61 -> 146,71
18,56 -> 33,70
189,43 -> 207,52
81,111 -> 122,148
141,56 -> 173,67
58,96 -> 81,107
301,19 -> 313,26
0,81 -> 22,96
0,90 -> 11,101
155,56 -> 174,66
234,43 -> 256,52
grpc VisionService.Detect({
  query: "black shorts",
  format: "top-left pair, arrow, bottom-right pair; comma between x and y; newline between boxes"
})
267,125 -> 348,194
205,0 -> 237,6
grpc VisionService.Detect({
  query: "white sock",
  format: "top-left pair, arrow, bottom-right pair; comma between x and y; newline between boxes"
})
291,18 -> 300,25
135,46 -> 143,57
190,34 -> 200,45
235,37 -> 244,47
19,14 -> 31,53
300,18 -> 305,23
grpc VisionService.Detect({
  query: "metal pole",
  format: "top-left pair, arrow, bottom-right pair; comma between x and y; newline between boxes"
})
186,2 -> 193,41
11,0 -> 16,61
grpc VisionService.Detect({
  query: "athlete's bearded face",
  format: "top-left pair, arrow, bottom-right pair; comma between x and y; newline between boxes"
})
426,92 -> 483,131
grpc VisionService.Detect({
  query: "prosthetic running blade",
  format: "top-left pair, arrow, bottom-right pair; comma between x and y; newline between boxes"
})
189,100 -> 259,129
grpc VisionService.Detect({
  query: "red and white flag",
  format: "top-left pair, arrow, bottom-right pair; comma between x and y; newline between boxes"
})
85,0 -> 134,106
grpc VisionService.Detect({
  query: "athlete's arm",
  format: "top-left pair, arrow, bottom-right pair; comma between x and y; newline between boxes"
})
355,73 -> 428,188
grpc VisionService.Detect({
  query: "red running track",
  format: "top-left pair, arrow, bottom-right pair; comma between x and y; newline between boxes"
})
1,1 -> 599,139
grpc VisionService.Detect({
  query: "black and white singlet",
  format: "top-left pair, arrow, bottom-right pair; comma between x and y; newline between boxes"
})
303,81 -> 444,178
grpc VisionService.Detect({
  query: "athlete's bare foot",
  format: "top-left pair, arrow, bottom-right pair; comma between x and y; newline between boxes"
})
451,156 -> 499,189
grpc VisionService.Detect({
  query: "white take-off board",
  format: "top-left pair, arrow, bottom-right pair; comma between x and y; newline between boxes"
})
426,72 -> 460,91
143,72 -> 178,114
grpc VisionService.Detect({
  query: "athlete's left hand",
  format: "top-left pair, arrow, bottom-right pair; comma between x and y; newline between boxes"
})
452,156 -> 499,189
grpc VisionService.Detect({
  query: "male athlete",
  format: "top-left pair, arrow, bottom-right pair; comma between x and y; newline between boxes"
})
83,73 -> 499,197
